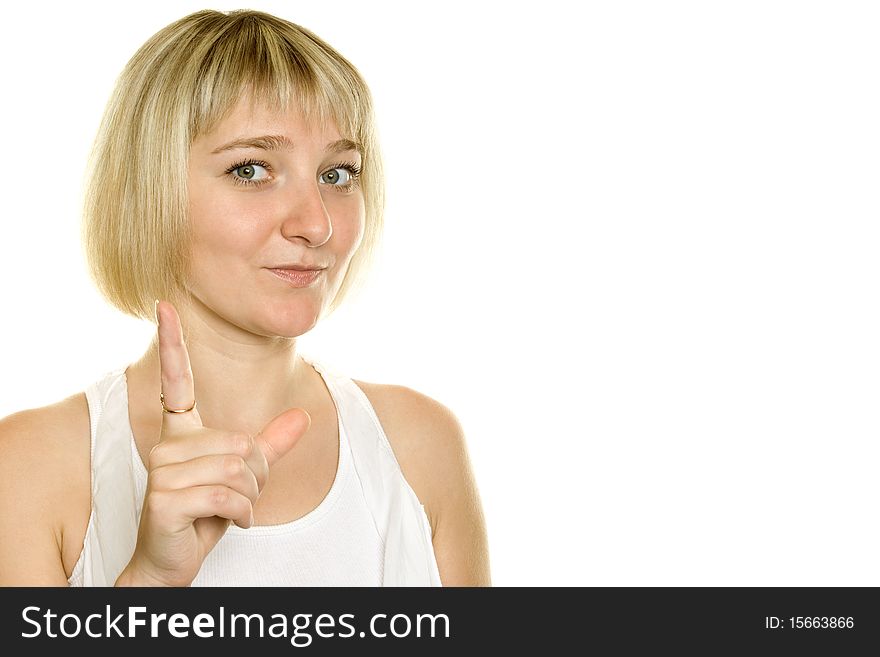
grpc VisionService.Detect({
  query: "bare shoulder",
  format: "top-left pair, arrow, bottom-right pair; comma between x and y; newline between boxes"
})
0,393 -> 91,584
0,392 -> 91,467
351,380 -> 467,506
352,379 -> 491,586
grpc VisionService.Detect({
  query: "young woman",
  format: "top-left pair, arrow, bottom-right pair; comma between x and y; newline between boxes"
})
0,9 -> 490,587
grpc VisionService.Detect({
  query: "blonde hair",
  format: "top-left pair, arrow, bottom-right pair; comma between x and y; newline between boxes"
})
81,9 -> 384,321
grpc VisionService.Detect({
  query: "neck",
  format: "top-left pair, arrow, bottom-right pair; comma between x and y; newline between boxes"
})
130,300 -> 312,436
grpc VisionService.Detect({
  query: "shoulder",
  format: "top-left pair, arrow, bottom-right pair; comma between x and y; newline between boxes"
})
351,381 -> 464,515
353,377 -> 464,458
0,392 -> 90,453
0,394 -> 91,578
352,379 -> 491,586
0,392 -> 90,476
0,392 -> 91,508
352,379 -> 465,443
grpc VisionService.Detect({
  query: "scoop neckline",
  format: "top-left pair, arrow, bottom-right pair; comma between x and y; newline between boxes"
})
122,354 -> 349,535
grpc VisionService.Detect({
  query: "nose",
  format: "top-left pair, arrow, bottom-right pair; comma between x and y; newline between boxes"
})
277,173 -> 333,247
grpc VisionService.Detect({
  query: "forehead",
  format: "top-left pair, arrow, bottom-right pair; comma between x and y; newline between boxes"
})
196,96 -> 342,147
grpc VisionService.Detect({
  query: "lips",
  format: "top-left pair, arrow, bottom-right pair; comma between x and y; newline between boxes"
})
269,263 -> 327,271
267,267 -> 323,287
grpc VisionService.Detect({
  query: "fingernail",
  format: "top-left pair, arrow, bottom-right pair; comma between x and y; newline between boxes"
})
154,299 -> 160,325
249,510 -> 255,527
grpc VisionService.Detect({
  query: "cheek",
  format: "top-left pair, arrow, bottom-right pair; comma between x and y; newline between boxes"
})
189,191 -> 265,258
337,197 -> 366,255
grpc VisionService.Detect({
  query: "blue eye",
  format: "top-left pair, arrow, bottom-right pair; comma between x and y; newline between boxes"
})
235,164 -> 267,180
226,160 -> 271,186
223,159 -> 362,190
321,168 -> 349,185
321,161 -> 363,192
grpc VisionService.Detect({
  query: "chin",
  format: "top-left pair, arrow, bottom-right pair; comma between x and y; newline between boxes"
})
263,308 -> 321,337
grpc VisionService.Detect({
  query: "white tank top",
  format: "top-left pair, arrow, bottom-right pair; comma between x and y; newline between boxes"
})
67,353 -> 442,587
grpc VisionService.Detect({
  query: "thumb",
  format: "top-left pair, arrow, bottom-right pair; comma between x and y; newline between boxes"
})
256,407 -> 311,467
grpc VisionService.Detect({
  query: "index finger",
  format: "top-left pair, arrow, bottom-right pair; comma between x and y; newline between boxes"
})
156,299 -> 203,433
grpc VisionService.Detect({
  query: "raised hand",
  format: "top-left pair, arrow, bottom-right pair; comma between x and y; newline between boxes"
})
117,300 -> 310,587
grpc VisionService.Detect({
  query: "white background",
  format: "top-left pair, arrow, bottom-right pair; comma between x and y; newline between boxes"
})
1,1 -> 878,585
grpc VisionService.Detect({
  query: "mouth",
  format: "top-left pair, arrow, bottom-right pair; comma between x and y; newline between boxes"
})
266,267 -> 324,287
269,262 -> 328,271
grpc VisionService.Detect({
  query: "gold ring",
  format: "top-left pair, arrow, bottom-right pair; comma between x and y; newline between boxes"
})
160,392 -> 197,414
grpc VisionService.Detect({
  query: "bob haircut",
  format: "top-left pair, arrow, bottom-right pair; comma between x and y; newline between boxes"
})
81,8 -> 384,322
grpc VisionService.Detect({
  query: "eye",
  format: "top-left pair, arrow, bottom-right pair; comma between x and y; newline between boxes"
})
225,160 -> 271,186
233,163 -> 269,182
320,161 -> 362,192
320,168 -> 349,185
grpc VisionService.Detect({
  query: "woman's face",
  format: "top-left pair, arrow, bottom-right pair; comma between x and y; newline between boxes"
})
185,97 -> 365,339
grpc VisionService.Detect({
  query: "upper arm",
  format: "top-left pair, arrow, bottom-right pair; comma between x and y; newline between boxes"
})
355,381 -> 492,587
0,409 -> 76,586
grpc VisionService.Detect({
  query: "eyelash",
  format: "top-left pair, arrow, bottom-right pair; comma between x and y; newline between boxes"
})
224,159 -> 363,191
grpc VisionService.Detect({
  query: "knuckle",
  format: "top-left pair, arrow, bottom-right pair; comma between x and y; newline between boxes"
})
147,442 -> 167,467
149,465 -> 168,490
229,432 -> 252,457
163,368 -> 193,386
222,454 -> 246,479
210,485 -> 229,507
144,491 -> 165,518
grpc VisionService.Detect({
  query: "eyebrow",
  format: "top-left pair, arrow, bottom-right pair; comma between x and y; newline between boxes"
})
210,134 -> 363,156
